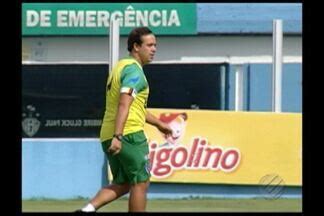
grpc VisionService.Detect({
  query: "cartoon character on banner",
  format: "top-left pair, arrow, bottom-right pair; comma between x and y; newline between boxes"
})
158,112 -> 188,147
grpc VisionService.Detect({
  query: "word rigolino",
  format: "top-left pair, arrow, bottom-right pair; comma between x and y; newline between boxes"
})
149,137 -> 241,178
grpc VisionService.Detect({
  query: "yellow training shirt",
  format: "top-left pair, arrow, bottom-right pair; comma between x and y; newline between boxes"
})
100,57 -> 149,142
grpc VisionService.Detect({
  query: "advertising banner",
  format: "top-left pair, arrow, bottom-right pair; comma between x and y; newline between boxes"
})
22,3 -> 197,35
143,109 -> 302,186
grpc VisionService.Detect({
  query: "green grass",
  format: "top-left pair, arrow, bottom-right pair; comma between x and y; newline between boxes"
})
22,198 -> 302,212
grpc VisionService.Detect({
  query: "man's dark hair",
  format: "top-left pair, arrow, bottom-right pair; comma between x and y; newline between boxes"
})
127,27 -> 153,52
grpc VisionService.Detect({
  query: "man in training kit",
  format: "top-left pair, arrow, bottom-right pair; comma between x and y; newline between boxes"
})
75,27 -> 173,213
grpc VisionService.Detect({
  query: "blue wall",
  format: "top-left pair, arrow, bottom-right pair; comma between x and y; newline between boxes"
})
282,64 -> 302,112
197,3 -> 302,112
228,63 -> 302,112
197,3 -> 302,34
22,139 -> 108,199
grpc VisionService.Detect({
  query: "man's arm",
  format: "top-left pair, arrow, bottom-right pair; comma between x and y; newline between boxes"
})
146,111 -> 161,127
114,93 -> 134,135
146,111 -> 173,136
108,93 -> 133,155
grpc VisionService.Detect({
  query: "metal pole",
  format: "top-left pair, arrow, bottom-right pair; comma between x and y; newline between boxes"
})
272,19 -> 283,112
109,18 -> 120,73
235,64 -> 244,111
107,18 -> 120,184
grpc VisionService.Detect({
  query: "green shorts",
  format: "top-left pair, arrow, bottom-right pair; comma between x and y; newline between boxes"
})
101,130 -> 151,185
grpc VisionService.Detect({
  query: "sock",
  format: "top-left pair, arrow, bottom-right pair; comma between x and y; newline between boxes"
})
81,203 -> 96,212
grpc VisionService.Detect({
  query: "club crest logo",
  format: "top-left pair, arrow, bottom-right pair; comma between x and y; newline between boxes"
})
22,105 -> 41,137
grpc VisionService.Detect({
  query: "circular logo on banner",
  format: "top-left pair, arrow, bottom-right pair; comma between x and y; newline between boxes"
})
259,174 -> 285,200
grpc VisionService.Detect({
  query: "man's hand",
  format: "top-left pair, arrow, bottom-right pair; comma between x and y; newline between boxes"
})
157,122 -> 173,137
108,138 -> 122,155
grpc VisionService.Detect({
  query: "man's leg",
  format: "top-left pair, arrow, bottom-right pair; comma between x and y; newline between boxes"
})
80,183 -> 130,212
128,180 -> 150,212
